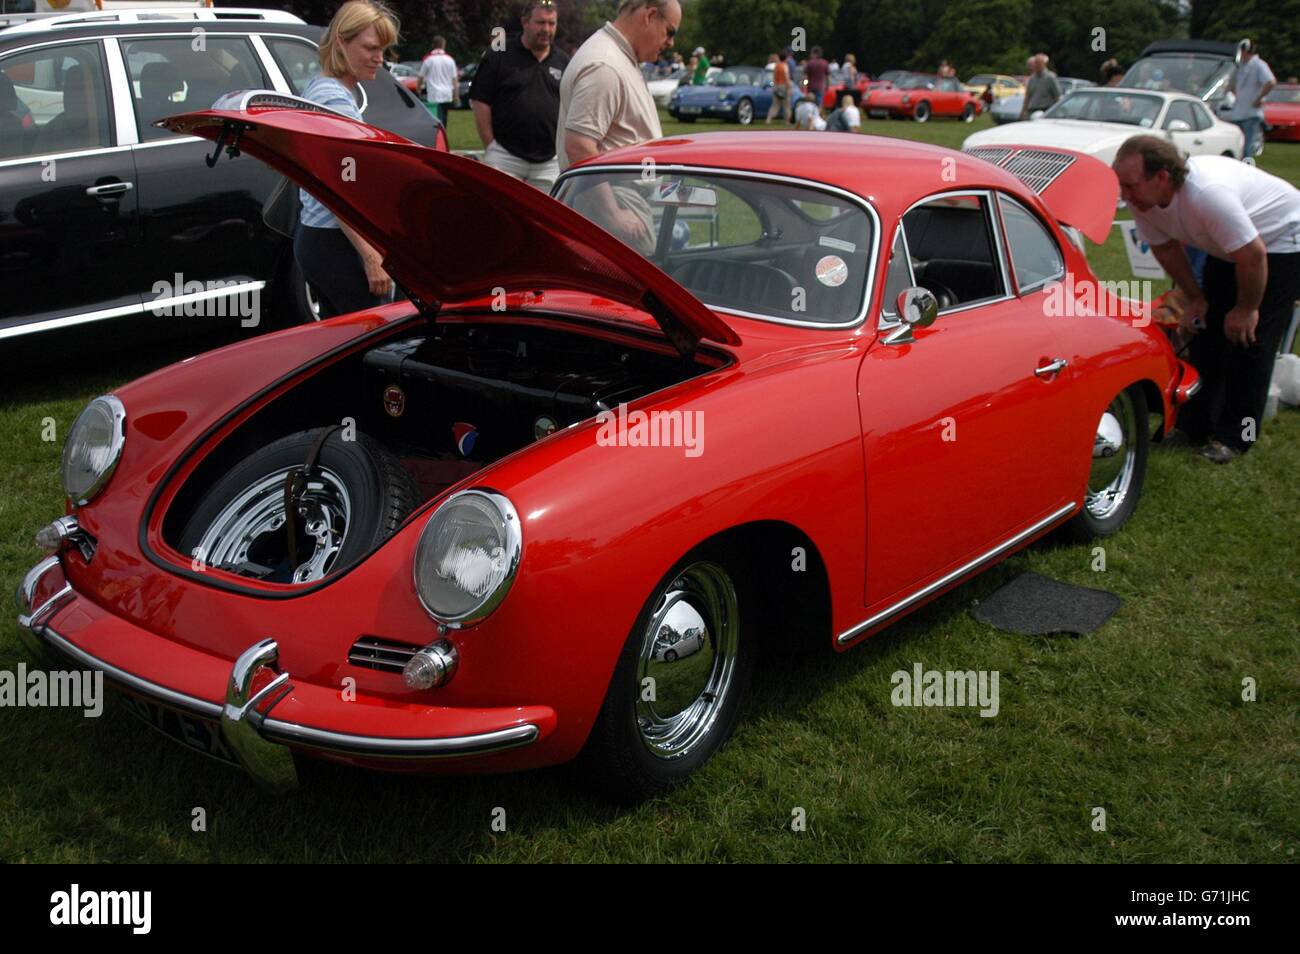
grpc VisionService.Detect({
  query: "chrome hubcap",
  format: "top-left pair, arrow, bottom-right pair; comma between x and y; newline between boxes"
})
196,467 -> 352,582
635,561 -> 739,761
1086,392 -> 1137,519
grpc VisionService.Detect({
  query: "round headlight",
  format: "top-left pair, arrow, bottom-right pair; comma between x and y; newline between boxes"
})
61,395 -> 126,506
414,490 -> 521,625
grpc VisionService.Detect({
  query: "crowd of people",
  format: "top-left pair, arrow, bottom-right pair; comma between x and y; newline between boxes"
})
294,2 -> 1299,470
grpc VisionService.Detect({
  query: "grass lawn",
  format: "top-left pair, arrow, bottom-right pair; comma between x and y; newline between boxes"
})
1,110 -> 1296,863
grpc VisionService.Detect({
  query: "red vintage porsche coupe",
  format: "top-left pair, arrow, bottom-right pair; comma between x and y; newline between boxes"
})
863,72 -> 984,122
18,94 -> 1198,800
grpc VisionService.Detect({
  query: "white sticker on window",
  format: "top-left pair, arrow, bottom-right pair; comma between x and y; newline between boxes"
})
815,255 -> 849,287
819,236 -> 856,253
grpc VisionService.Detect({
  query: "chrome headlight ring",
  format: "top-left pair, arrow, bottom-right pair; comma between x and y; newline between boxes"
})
413,489 -> 521,627
61,395 -> 126,506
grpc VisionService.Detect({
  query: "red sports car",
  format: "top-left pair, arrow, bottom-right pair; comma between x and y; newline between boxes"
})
1263,84 -> 1300,142
18,100 -> 1198,800
865,73 -> 984,122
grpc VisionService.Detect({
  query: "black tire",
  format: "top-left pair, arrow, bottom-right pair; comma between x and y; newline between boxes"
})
736,97 -> 754,125
913,100 -> 931,122
578,547 -> 756,802
962,103 -> 976,123
1062,385 -> 1149,541
179,428 -> 418,582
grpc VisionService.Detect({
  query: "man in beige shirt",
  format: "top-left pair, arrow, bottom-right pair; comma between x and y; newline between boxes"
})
558,0 -> 680,247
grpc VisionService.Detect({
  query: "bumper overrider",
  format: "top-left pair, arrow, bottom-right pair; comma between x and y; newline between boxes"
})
16,556 -> 545,792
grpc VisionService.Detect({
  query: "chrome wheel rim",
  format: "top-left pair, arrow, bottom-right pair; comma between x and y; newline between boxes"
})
1086,391 -> 1137,519
915,103 -> 929,122
195,466 -> 352,582
737,99 -> 753,124
635,561 -> 740,761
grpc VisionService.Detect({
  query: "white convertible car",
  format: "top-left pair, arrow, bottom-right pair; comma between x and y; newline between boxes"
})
963,87 -> 1245,167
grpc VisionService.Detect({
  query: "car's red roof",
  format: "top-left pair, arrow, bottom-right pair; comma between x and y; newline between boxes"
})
587,132 -> 1032,214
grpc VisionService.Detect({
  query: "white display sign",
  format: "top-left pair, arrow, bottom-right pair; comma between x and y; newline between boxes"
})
1117,221 -> 1167,279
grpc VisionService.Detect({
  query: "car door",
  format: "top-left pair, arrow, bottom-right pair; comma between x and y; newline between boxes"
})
0,38 -> 142,339
937,77 -> 963,115
1162,99 -> 1205,158
115,32 -> 280,322
857,191 -> 1078,611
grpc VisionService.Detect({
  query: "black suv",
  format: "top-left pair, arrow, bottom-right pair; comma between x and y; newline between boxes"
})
0,7 -> 442,341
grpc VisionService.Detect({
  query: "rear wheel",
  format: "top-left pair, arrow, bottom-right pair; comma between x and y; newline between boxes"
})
179,428 -> 418,583
1063,386 -> 1149,540
962,102 -> 976,123
913,100 -> 931,122
736,97 -> 754,125
579,552 -> 754,801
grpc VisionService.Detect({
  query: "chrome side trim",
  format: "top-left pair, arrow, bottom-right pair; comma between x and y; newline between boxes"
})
0,281 -> 266,342
102,38 -> 138,146
836,502 -> 1078,645
553,162 -> 882,331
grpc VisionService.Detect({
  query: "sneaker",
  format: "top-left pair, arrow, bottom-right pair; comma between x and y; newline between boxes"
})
1200,440 -> 1240,464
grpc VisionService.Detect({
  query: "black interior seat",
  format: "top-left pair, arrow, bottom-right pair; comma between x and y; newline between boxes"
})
671,258 -> 799,312
138,61 -> 183,129
914,259 -> 1000,304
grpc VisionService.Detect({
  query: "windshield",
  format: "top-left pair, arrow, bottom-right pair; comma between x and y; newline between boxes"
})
1265,86 -> 1300,103
1121,54 -> 1234,99
897,74 -> 936,90
554,171 -> 875,326
1046,90 -> 1165,126
967,74 -> 994,86
708,69 -> 749,87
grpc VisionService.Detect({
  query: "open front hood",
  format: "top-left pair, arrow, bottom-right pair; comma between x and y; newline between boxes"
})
160,101 -> 740,353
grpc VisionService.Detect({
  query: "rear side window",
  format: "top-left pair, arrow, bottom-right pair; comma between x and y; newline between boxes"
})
264,37 -> 321,96
1162,100 -> 1196,130
997,194 -> 1064,292
122,37 -> 268,143
900,193 -> 1005,310
0,42 -> 111,159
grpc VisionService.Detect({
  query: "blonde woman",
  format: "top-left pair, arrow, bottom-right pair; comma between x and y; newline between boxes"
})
295,0 -> 398,317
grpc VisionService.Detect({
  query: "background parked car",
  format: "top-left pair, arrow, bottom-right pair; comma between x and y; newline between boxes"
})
965,87 -> 1245,187
864,73 -> 982,122
1264,84 -> 1300,142
643,62 -> 687,108
453,60 -> 476,108
0,7 -> 442,342
1120,38 -> 1239,113
667,65 -> 773,125
990,77 -> 1094,124
387,60 -> 421,95
964,72 -> 1025,106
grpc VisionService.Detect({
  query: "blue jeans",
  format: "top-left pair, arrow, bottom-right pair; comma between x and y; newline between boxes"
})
1234,117 -> 1263,159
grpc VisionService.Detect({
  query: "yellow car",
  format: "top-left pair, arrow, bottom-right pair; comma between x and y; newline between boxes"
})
963,74 -> 1025,103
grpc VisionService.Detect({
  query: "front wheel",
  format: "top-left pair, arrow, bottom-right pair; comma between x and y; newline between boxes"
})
913,101 -> 931,122
1062,386 -> 1149,540
578,554 -> 754,801
735,97 -> 754,125
962,103 -> 976,123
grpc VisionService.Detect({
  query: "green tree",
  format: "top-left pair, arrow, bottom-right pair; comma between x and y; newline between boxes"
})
693,0 -> 841,65
1200,0 -> 1300,78
911,0 -> 1033,76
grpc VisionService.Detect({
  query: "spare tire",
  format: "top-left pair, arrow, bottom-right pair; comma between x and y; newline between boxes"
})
179,428 -> 419,583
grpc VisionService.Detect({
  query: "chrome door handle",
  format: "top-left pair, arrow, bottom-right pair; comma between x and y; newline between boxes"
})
85,182 -> 133,197
1035,358 -> 1068,377
1193,138 -> 1203,145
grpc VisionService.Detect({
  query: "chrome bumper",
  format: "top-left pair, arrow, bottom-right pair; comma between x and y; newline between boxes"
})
16,557 -> 540,791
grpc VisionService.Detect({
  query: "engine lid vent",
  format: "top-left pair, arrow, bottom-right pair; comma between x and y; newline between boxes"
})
348,636 -> 422,673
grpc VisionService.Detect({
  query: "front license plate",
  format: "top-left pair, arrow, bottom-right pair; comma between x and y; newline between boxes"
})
118,691 -> 240,766
679,106 -> 701,114
869,109 -> 889,118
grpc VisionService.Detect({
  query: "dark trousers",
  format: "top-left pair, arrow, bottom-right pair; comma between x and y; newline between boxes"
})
293,223 -> 380,319
1178,251 -> 1300,451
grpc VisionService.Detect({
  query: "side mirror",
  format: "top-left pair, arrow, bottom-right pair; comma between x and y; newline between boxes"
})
884,287 -> 939,345
1167,118 -> 1191,132
1030,109 -> 1046,121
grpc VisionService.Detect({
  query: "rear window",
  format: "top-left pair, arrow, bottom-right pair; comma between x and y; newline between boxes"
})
554,170 -> 875,326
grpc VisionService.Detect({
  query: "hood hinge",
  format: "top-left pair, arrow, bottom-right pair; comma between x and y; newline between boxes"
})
641,289 -> 699,362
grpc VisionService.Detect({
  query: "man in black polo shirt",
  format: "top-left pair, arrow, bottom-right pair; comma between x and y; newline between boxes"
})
470,0 -> 570,191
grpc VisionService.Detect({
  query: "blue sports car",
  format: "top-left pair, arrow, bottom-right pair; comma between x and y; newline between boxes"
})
667,65 -> 775,125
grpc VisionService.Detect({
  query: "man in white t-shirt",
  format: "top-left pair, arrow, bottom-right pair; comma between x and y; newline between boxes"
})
1114,136 -> 1300,462
418,36 -> 458,125
1226,40 -> 1276,161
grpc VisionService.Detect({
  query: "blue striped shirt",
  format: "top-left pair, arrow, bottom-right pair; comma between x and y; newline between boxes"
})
298,75 -> 363,229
